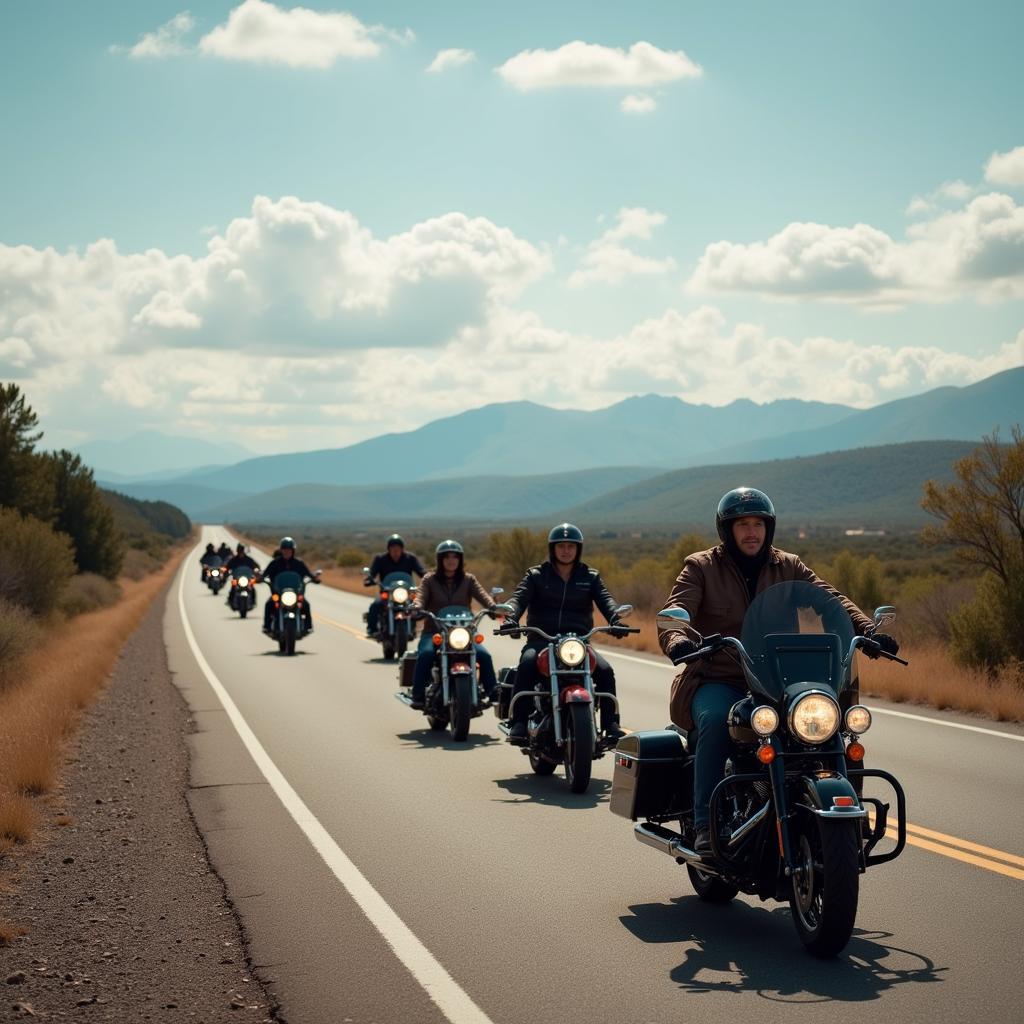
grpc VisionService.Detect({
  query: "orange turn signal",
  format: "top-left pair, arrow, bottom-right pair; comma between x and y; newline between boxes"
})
381,591 -> 389,599
432,633 -> 442,646
846,741 -> 865,762
475,634 -> 484,644
757,744 -> 776,764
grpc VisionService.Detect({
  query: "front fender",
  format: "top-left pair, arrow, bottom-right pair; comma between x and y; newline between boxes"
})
798,772 -> 867,820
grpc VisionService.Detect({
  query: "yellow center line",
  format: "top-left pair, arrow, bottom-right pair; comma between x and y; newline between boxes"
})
902,821 -> 1024,868
886,828 -> 1024,881
315,612 -> 374,642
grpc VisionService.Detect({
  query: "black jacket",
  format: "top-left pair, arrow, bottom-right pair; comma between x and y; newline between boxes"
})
200,550 -> 219,565
369,551 -> 425,582
505,561 -> 620,637
227,553 -> 260,572
262,556 -> 316,587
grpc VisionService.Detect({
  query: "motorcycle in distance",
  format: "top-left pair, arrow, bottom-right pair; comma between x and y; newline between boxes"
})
394,599 -> 510,741
205,557 -> 227,595
227,566 -> 258,619
494,606 -> 639,794
610,580 -> 908,957
363,568 -> 417,660
263,568 -> 321,656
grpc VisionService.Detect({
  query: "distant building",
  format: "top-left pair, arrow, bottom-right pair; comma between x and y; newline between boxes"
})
844,528 -> 887,536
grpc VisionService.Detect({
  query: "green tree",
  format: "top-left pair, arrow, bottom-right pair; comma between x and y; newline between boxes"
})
0,507 -> 76,616
488,527 -> 547,584
922,426 -> 1024,668
0,382 -> 52,518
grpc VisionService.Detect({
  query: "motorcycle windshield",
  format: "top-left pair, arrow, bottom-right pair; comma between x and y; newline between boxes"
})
436,604 -> 473,626
274,570 -> 304,593
231,567 -> 251,580
208,557 -> 223,568
381,572 -> 412,589
740,581 -> 855,701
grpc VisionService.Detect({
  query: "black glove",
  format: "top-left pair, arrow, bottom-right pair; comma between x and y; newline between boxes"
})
669,638 -> 701,664
363,577 -> 375,587
608,624 -> 630,638
501,620 -> 522,637
864,631 -> 899,659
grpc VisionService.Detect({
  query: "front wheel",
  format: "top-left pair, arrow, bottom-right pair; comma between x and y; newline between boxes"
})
395,624 -> 408,659
239,603 -> 248,619
450,675 -> 472,741
564,702 -> 594,794
789,810 -> 860,957
283,617 -> 297,656
382,637 -> 395,661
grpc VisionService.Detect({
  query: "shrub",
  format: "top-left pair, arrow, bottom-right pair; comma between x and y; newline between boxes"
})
0,508 -> 75,616
489,528 -> 547,583
0,598 -> 41,687
335,546 -> 368,568
948,572 -> 1015,673
58,573 -> 122,617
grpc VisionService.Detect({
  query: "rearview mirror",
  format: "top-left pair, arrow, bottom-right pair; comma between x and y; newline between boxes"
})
492,603 -> 514,616
656,607 -> 691,629
614,603 -> 634,620
491,586 -> 505,596
873,605 -> 896,628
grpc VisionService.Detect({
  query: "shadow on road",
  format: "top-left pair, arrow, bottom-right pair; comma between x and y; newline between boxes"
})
492,772 -> 612,809
620,896 -> 945,1002
395,729 -> 501,750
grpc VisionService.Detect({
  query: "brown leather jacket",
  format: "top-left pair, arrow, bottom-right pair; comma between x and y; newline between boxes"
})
658,545 -> 873,730
415,571 -> 495,616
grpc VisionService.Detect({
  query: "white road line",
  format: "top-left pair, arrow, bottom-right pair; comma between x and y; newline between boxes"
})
176,553 -> 494,1024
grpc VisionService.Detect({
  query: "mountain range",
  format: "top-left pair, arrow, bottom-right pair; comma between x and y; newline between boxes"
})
92,365 -> 1022,525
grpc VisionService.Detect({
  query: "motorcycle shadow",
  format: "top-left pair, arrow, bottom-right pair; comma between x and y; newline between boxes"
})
257,649 -> 317,658
395,729 -> 500,749
492,773 -> 612,809
620,897 -> 945,1002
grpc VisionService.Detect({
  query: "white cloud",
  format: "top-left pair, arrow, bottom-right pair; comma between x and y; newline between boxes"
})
568,207 -> 676,288
199,0 -> 386,66
113,12 -> 196,58
427,48 -> 476,73
985,145 -> 1024,187
690,192 -> 1024,305
496,40 -> 701,91
621,93 -> 656,113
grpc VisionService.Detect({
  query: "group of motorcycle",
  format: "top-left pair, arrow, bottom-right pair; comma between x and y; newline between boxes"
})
364,560 -> 909,957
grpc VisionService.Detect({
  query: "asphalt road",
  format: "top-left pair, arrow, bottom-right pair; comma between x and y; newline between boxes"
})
166,530 -> 1024,1024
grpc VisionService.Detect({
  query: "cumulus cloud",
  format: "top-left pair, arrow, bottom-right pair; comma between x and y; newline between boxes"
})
427,48 -> 476,73
689,192 -> 1024,304
496,40 -> 701,91
568,207 -> 676,288
621,93 -> 656,113
985,145 -> 1024,187
120,11 -> 196,58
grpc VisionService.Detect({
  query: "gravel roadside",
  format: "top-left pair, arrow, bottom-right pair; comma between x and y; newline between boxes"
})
0,582 -> 280,1022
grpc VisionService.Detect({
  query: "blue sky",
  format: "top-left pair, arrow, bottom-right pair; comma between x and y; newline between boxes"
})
1,1 -> 1022,455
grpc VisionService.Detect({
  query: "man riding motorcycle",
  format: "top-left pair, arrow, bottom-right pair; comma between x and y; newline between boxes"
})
364,534 -> 426,637
216,541 -> 233,563
409,540 -> 500,710
226,542 -> 260,574
657,487 -> 900,857
502,523 -> 627,744
261,536 -> 320,635
199,542 -> 218,581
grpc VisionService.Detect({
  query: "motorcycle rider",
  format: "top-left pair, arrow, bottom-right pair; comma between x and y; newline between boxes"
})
261,536 -> 320,635
225,543 -> 261,607
657,487 -> 900,857
502,523 -> 628,744
216,541 -> 233,563
199,542 -> 218,581
409,540 -> 500,710
364,534 -> 426,637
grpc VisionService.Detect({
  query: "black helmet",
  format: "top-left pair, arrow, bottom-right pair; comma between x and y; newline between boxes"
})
716,488 -> 776,547
386,533 -> 404,548
236,543 -> 246,554
279,536 -> 296,551
205,543 -> 215,552
435,538 -> 464,572
548,522 -> 583,563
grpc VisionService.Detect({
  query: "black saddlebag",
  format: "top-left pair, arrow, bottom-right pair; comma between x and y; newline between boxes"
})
610,730 -> 692,821
399,651 -> 418,689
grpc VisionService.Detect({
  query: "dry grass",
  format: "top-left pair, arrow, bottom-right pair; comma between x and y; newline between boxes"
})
0,550 -> 182,857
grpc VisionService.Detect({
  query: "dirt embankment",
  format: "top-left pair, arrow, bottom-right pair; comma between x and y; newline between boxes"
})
0,582 -> 279,1022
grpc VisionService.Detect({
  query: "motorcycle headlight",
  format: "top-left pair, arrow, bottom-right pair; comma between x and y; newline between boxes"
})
557,638 -> 587,667
281,591 -> 298,607
751,705 -> 779,736
845,705 -> 872,734
391,586 -> 409,604
238,576 -> 249,587
449,627 -> 471,650
210,570 -> 219,577
788,692 -> 840,745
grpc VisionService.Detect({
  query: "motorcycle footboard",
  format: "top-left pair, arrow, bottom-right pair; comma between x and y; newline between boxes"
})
847,768 -> 906,866
393,691 -> 414,707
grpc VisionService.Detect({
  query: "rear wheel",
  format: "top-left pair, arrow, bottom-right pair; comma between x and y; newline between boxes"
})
450,676 -> 472,741
564,702 -> 594,794
789,810 -> 860,957
687,864 -> 739,904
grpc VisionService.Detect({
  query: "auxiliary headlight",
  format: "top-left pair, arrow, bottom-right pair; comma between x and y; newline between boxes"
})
788,693 -> 840,744
238,576 -> 249,587
557,638 -> 587,667
751,706 -> 779,736
392,586 -> 409,604
449,627 -> 471,650
845,705 -> 872,734
281,591 -> 298,607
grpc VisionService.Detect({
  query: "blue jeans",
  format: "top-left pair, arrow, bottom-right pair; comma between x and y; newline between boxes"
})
412,633 -> 496,701
692,682 -> 745,829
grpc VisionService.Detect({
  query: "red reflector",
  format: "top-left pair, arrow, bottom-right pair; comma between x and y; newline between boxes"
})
833,796 -> 856,807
